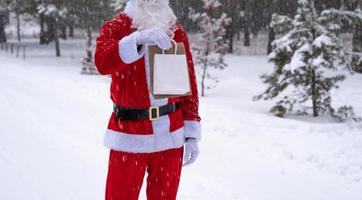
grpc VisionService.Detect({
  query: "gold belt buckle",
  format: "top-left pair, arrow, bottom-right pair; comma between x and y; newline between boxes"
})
149,106 -> 160,121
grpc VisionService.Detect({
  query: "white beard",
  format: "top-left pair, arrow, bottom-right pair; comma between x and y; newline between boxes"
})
128,0 -> 177,35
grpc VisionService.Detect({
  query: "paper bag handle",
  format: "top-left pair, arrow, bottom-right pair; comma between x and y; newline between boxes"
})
162,39 -> 178,55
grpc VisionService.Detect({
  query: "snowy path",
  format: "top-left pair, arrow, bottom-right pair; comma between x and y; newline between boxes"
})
1,53 -> 362,200
0,55 -> 110,200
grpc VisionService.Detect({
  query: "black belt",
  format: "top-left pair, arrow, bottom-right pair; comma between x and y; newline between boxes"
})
113,103 -> 179,121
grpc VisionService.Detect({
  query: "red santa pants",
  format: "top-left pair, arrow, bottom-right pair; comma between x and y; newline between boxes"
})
105,147 -> 184,200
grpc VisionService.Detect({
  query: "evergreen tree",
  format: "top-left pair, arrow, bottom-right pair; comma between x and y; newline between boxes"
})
318,1 -> 362,73
254,0 -> 360,122
189,0 -> 231,97
266,0 -> 298,54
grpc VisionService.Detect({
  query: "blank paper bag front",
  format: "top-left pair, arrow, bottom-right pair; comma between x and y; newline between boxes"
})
153,53 -> 191,95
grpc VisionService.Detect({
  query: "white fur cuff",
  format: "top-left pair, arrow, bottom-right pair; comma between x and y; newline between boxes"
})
119,32 -> 145,64
184,121 -> 201,142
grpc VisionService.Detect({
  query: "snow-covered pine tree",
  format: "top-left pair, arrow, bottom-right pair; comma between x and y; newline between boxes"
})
254,0 -> 361,122
319,1 -> 362,73
189,0 -> 231,97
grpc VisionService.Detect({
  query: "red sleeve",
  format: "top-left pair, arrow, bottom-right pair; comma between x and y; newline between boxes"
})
94,14 -> 129,75
180,32 -> 201,122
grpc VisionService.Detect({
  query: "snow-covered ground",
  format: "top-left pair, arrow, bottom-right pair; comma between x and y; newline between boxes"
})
1,42 -> 362,200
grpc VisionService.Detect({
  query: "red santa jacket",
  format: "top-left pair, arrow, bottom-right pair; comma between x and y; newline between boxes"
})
94,12 -> 201,153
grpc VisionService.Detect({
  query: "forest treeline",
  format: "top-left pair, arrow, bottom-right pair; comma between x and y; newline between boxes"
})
0,0 -> 361,70
0,1 -> 360,50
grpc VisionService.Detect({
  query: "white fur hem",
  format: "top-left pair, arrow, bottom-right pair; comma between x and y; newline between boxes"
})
184,121 -> 201,141
119,31 -> 145,64
104,127 -> 185,153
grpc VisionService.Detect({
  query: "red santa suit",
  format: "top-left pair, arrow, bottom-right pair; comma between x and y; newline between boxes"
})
94,1 -> 201,199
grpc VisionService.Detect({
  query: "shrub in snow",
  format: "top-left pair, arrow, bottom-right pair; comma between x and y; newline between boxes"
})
254,0 -> 361,122
189,0 -> 231,97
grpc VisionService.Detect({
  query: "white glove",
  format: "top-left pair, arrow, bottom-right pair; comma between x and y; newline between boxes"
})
135,28 -> 172,50
183,138 -> 199,166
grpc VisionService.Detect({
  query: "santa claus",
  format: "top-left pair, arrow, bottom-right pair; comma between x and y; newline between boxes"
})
94,0 -> 201,199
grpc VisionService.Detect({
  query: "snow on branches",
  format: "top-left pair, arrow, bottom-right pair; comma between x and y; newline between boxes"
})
254,0 -> 361,122
189,0 -> 231,97
319,3 -> 362,72
38,3 -> 67,19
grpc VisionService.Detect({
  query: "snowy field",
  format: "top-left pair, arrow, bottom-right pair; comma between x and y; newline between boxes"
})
1,40 -> 362,200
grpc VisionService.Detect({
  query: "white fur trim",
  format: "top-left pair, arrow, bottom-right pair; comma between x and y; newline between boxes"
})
104,126 -> 185,153
184,121 -> 201,141
124,1 -> 135,19
119,31 -> 145,64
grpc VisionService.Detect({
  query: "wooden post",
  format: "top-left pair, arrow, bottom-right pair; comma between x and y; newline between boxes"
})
11,43 -> 14,54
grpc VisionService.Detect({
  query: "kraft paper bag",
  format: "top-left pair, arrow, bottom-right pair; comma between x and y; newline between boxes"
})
149,41 -> 192,99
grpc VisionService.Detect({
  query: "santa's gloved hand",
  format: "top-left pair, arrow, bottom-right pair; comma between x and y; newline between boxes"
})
136,28 -> 172,50
183,138 -> 199,167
